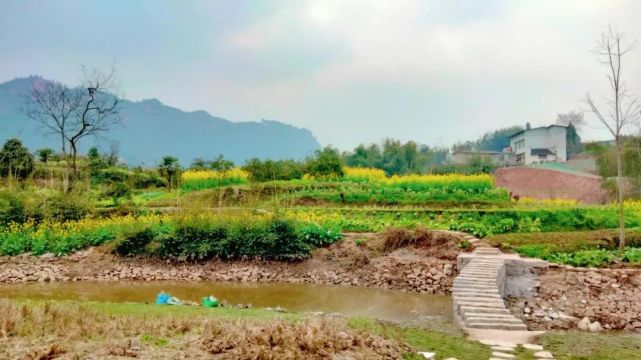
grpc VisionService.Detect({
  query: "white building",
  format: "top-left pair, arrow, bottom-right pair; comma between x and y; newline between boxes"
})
509,125 -> 567,165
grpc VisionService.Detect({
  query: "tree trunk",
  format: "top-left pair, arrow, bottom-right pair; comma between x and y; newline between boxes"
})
616,139 -> 626,252
70,142 -> 78,179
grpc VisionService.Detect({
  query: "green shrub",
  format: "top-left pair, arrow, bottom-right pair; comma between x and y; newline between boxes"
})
113,228 -> 156,256
517,217 -> 542,232
622,248 -> 641,263
113,217 -> 336,261
546,249 -> 616,267
449,221 -> 489,238
47,194 -> 89,222
0,191 -> 27,226
297,224 -> 343,247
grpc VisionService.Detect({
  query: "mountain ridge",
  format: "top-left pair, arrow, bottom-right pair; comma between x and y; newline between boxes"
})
0,76 -> 321,166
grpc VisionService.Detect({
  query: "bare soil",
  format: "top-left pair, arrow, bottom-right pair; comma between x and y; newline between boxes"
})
495,167 -> 608,204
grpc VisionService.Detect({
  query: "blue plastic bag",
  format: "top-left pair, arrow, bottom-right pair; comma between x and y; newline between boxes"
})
156,291 -> 170,305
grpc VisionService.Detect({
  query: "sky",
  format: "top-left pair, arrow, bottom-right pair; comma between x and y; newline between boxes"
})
1,0 -> 640,150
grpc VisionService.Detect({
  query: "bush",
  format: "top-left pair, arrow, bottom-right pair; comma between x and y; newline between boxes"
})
546,249 -> 617,267
113,217 -> 338,261
0,191 -> 27,226
448,221 -> 489,238
297,223 -> 342,247
113,228 -> 156,256
46,194 -> 89,222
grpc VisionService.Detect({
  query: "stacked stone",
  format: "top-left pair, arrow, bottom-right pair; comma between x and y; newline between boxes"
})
453,247 -> 527,331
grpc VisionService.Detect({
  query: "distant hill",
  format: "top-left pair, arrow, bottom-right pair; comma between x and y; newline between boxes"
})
0,76 -> 321,166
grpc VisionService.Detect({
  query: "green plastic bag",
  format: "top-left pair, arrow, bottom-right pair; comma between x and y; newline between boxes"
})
202,296 -> 219,308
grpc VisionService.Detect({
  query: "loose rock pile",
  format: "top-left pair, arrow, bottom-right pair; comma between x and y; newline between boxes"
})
515,266 -> 641,332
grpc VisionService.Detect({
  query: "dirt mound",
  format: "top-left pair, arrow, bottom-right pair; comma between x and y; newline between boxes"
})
495,167 -> 608,204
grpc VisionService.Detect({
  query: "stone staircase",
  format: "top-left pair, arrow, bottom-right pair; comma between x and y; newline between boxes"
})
453,246 -> 528,331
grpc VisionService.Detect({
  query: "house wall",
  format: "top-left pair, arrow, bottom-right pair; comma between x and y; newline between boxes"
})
511,126 -> 567,165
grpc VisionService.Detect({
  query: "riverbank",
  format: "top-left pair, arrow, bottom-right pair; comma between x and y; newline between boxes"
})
0,299 -> 413,359
3,299 -> 641,360
0,233 -> 459,294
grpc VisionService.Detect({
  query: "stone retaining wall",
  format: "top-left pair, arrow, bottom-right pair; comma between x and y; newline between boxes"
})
0,249 -> 457,294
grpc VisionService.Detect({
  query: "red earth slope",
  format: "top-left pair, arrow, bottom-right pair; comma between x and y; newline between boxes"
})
495,167 -> 608,204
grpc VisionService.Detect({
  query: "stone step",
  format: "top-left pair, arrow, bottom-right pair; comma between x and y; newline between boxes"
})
452,280 -> 498,289
452,285 -> 498,292
454,277 -> 497,283
453,285 -> 500,290
456,273 -> 499,278
453,290 -> 500,297
456,275 -> 498,281
460,265 -> 502,269
453,289 -> 501,295
466,322 -> 528,331
454,297 -> 505,306
459,268 -> 501,272
466,263 -> 503,267
454,278 -> 498,284
462,312 -> 516,320
466,260 -> 503,264
454,301 -> 505,312
459,305 -> 510,313
465,316 -> 524,325
453,294 -> 503,301
463,262 -> 502,266
473,250 -> 501,254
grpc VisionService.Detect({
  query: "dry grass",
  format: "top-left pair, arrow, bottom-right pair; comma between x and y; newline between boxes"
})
201,317 -> 409,359
382,227 -> 460,260
0,299 -> 409,359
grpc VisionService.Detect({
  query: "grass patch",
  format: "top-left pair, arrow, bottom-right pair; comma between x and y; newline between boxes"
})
539,331 -> 641,360
489,229 -> 641,267
347,317 -> 491,360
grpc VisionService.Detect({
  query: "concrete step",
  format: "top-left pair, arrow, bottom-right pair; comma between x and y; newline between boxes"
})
466,322 -> 528,331
459,306 -> 511,315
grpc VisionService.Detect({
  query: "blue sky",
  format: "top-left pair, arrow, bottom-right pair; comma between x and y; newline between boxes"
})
1,0 -> 640,149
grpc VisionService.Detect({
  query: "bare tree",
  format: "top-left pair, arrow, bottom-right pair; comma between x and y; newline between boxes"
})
555,111 -> 586,131
24,79 -> 83,155
24,65 -> 121,191
585,26 -> 641,251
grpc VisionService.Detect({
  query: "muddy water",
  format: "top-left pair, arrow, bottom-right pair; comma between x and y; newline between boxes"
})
0,281 -> 452,324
